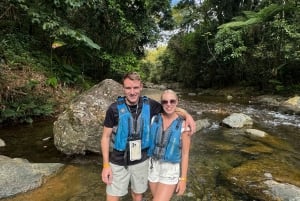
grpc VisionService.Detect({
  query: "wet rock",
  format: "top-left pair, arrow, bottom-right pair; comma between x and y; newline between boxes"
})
195,119 -> 210,132
241,142 -> 273,155
255,95 -> 300,115
264,173 -> 273,179
53,79 -> 123,155
0,165 -> 101,201
279,96 -> 300,114
245,129 -> 267,137
225,158 -> 300,201
256,134 -> 295,152
226,95 -> 233,101
222,113 -> 253,128
264,180 -> 300,201
208,141 -> 236,151
0,155 -> 64,199
256,95 -> 284,106
0,138 -> 5,147
243,129 -> 294,155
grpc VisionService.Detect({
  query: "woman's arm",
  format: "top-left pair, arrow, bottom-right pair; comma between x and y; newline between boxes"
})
176,129 -> 191,195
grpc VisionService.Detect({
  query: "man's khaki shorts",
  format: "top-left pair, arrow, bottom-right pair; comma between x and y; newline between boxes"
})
106,159 -> 149,197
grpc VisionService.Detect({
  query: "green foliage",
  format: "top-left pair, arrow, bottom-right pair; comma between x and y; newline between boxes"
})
46,77 -> 59,88
52,27 -> 100,50
0,95 -> 54,124
28,8 -> 100,50
215,28 -> 247,61
101,53 -> 143,81
159,0 -> 300,94
26,79 -> 40,90
218,4 -> 285,29
0,0 -> 179,124
0,69 -> 56,124
0,34 -> 35,67
0,0 -> 175,83
268,79 -> 284,92
140,47 -> 167,83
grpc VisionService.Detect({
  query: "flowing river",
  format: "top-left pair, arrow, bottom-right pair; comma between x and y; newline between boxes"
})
0,89 -> 299,201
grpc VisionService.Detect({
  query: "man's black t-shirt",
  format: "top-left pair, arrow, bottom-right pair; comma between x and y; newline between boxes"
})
103,96 -> 162,166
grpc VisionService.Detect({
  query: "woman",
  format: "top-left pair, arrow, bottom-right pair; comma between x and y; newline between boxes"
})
148,89 -> 191,201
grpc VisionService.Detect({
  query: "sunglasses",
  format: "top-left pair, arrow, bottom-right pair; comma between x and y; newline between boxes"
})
161,99 -> 177,105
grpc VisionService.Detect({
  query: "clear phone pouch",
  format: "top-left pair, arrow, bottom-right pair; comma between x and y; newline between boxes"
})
129,139 -> 142,161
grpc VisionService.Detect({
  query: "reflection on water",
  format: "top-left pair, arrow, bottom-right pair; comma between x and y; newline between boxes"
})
0,94 -> 299,201
0,120 -> 67,163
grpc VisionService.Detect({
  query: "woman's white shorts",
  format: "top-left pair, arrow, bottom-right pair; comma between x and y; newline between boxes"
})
148,158 -> 180,185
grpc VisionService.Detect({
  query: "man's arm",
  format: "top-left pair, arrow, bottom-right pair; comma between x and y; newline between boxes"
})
101,126 -> 112,165
101,126 -> 113,184
175,107 -> 196,135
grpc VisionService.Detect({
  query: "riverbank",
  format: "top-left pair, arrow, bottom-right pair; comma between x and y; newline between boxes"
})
0,65 -> 82,125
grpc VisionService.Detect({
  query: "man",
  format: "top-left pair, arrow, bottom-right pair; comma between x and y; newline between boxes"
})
101,72 -> 195,201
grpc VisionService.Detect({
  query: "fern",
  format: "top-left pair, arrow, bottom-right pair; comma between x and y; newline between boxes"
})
218,4 -> 292,29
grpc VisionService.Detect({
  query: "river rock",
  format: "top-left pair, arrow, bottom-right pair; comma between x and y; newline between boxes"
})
264,180 -> 300,201
245,129 -> 267,137
53,79 -> 123,155
0,138 -> 5,147
279,96 -> 300,114
225,157 -> 300,201
222,113 -> 253,128
195,118 -> 210,131
0,155 -> 64,199
256,95 -> 283,106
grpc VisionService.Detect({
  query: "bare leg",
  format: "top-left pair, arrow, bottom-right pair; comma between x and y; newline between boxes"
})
107,194 -> 120,201
149,181 -> 158,196
131,191 -> 143,201
152,183 -> 176,201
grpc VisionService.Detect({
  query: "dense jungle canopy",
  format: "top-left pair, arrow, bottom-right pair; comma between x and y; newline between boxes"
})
0,0 -> 299,124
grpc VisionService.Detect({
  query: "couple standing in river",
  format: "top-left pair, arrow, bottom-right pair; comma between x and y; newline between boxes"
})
100,72 -> 195,201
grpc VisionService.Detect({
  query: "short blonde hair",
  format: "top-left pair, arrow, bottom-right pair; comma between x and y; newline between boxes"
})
122,72 -> 141,85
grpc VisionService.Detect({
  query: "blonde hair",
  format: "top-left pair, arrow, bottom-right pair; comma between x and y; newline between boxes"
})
161,89 -> 178,101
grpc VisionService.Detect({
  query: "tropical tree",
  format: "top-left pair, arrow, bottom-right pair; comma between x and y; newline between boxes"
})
216,2 -> 300,91
157,0 -> 299,92
0,0 -> 173,81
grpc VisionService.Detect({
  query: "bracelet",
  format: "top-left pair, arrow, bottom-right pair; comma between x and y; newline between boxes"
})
179,177 -> 187,181
103,163 -> 110,168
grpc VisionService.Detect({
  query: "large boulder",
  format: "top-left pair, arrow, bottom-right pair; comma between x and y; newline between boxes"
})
53,79 -> 123,155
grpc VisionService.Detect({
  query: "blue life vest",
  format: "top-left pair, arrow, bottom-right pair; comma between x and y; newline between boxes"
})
148,114 -> 183,163
113,96 -> 150,151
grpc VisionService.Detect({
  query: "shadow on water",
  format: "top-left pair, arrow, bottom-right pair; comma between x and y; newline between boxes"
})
1,92 -> 300,201
0,120 -> 67,163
